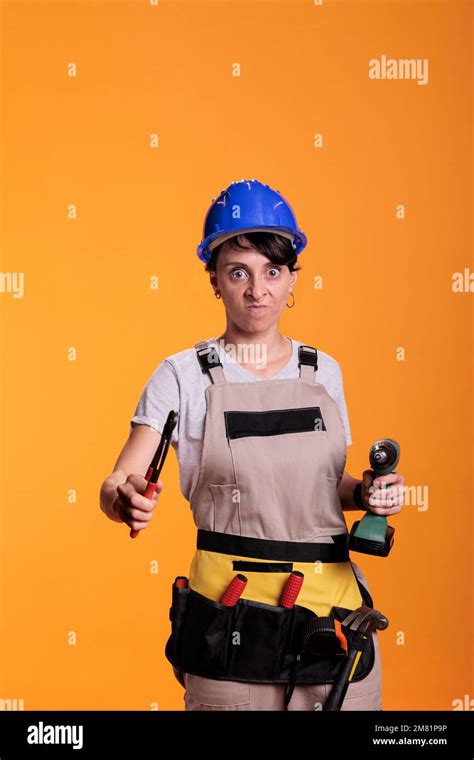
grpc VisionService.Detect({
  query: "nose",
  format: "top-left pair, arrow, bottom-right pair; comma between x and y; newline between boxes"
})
245,274 -> 268,300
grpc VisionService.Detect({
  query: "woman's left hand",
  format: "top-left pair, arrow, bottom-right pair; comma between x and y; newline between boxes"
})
361,470 -> 405,515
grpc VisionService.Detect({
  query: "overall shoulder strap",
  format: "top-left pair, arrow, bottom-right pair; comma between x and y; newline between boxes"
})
194,340 -> 226,384
298,345 -> 318,382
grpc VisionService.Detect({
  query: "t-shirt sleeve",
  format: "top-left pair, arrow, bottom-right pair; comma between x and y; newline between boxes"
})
130,359 -> 180,442
333,363 -> 352,446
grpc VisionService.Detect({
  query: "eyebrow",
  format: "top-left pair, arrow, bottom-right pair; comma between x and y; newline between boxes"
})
224,261 -> 276,268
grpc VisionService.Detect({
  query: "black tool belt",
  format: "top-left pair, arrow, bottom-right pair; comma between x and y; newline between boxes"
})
165,587 -> 375,688
164,534 -> 375,688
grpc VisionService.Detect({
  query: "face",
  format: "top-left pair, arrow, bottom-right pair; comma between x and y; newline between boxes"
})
209,241 -> 297,328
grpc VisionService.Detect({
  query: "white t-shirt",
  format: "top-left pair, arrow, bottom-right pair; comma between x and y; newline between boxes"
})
130,337 -> 352,502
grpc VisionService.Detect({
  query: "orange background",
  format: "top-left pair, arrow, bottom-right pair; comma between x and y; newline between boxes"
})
0,0 -> 472,710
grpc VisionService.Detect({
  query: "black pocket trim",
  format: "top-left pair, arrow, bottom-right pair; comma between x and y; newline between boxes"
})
232,561 -> 294,573
224,406 -> 326,439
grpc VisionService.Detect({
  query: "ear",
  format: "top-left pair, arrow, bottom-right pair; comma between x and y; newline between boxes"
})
289,270 -> 298,288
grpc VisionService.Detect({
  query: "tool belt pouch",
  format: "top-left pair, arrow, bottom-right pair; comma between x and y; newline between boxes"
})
165,585 -> 375,685
165,584 -> 190,667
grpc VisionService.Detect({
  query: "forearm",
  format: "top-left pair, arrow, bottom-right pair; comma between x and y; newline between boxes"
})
337,470 -> 363,511
100,470 -> 127,523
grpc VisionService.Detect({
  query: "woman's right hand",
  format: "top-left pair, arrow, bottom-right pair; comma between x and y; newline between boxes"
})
113,474 -> 164,531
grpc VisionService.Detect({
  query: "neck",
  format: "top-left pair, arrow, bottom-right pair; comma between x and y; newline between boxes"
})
215,326 -> 290,360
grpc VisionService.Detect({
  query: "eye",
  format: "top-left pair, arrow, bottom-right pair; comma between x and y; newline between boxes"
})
267,267 -> 281,277
230,268 -> 247,280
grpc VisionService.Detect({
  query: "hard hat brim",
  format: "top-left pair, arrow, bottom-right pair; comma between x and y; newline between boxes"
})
198,227 -> 307,264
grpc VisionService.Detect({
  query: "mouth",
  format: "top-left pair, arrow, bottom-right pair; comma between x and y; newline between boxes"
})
246,304 -> 268,312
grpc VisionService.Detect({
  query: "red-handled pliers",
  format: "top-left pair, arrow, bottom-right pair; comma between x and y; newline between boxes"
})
130,409 -> 178,538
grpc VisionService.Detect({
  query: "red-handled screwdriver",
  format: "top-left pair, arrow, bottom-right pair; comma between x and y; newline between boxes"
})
130,410 -> 178,539
279,571 -> 304,608
220,574 -> 248,606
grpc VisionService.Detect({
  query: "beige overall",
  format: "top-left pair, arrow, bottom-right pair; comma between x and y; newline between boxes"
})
167,340 -> 382,711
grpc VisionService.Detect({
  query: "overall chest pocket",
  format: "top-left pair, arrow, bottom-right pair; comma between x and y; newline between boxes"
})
209,483 -> 241,534
223,407 -> 330,540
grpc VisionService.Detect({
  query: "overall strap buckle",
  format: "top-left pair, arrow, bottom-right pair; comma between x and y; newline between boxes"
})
298,345 -> 318,381
194,341 -> 225,384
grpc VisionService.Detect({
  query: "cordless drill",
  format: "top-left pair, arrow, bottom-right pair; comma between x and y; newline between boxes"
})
347,438 -> 400,557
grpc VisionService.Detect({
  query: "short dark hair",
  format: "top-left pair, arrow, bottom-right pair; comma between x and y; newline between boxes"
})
204,231 -> 302,273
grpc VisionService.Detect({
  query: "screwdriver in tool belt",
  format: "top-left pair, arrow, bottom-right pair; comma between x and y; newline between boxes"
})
129,410 -> 178,539
220,574 -> 248,606
279,571 -> 304,607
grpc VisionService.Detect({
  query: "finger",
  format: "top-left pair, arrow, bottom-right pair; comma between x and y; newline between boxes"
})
143,480 -> 163,499
129,490 -> 158,512
129,507 -> 153,522
369,486 -> 399,500
362,470 -> 375,488
126,473 -> 149,493
372,473 -> 401,487
368,495 -> 403,510
371,485 -> 405,502
138,474 -> 165,493
369,493 -> 402,506
117,480 -> 142,502
368,488 -> 403,503
370,498 -> 403,511
132,476 -> 164,499
118,508 -> 151,530
368,504 -> 402,515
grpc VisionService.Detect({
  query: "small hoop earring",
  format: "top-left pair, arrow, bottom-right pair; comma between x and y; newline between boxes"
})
214,292 -> 222,299
286,292 -> 295,308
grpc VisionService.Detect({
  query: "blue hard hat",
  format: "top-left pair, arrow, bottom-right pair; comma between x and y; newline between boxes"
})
197,179 -> 308,264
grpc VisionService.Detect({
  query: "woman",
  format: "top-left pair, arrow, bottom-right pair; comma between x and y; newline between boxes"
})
100,179 -> 404,711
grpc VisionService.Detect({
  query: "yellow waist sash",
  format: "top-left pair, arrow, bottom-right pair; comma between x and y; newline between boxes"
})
189,549 -> 364,616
